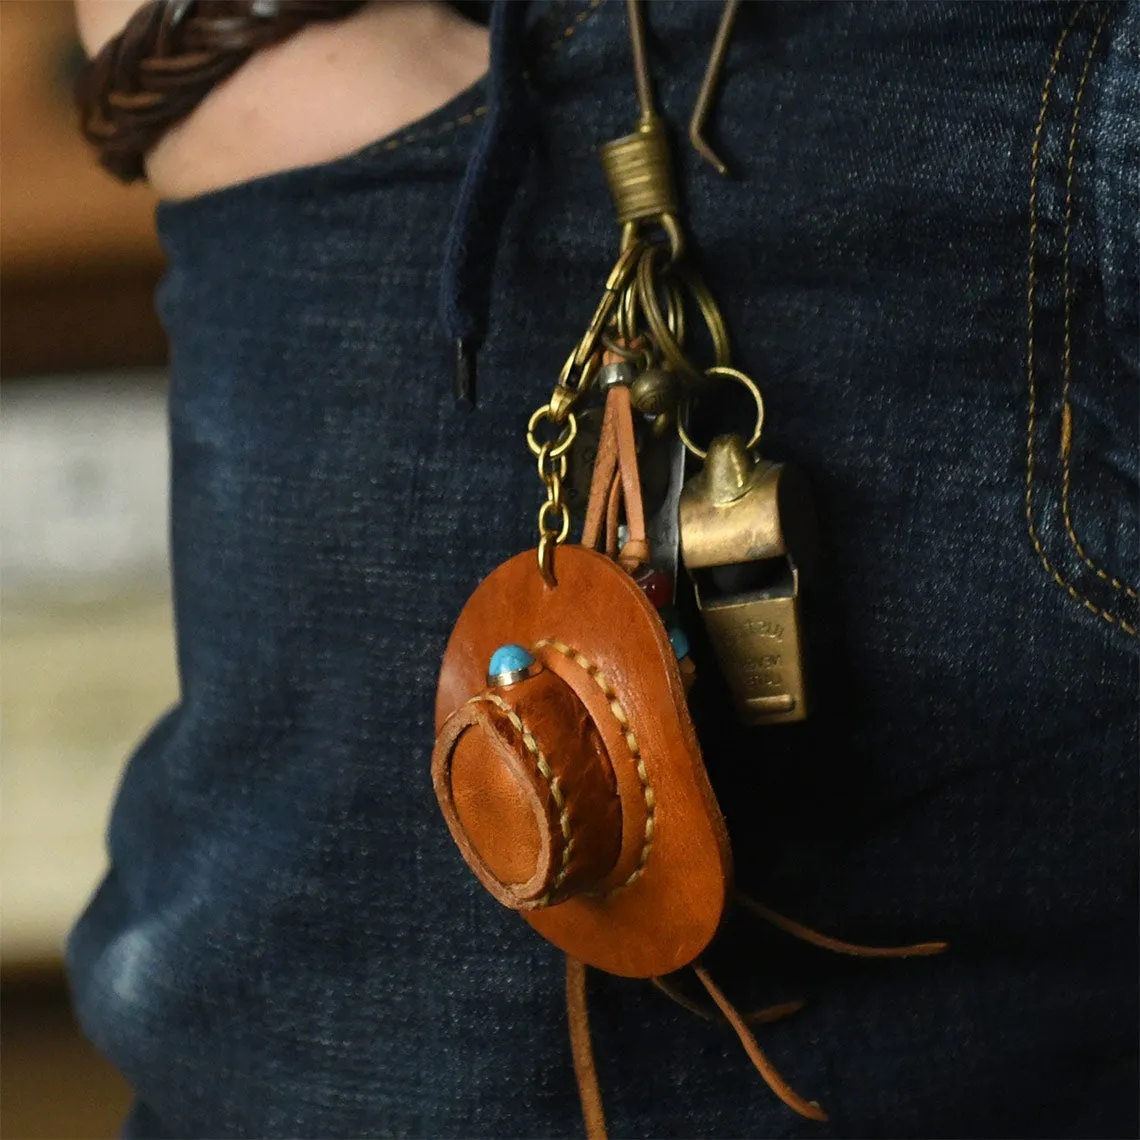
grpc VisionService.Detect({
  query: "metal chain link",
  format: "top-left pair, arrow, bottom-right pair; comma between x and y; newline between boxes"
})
527,408 -> 576,581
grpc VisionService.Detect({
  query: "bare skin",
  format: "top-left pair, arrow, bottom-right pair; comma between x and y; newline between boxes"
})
74,0 -> 490,200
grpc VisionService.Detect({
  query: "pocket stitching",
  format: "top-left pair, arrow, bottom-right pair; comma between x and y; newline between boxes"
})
1058,5 -> 1139,601
1025,0 -> 1137,637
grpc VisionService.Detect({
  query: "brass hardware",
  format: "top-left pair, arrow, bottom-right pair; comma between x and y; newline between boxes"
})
525,239 -> 638,583
548,384 -> 577,423
677,366 -> 764,460
557,241 -> 644,399
679,434 -> 816,724
599,119 -> 681,230
528,406 -> 579,584
636,246 -> 691,375
630,368 -> 679,417
636,248 -> 731,379
602,1 -> 685,260
631,253 -> 686,359
527,405 -> 578,461
599,120 -> 685,261
679,265 -> 732,368
620,0 -> 744,176
597,361 -> 637,393
526,0 -> 748,582
630,366 -> 679,438
625,0 -> 656,127
600,332 -> 651,368
689,0 -> 742,175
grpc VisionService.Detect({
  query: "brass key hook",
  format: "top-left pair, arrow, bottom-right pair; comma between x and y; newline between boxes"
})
689,0 -> 742,175
623,0 -> 742,175
601,0 -> 742,259
625,0 -> 657,129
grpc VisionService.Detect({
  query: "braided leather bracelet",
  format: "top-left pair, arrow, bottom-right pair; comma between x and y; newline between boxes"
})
76,0 -> 366,183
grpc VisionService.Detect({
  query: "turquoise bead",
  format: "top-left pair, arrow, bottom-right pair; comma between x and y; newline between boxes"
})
488,644 -> 536,679
668,625 -> 690,660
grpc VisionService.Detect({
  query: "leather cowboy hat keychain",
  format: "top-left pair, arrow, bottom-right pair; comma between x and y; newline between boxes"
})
432,3 -> 946,1134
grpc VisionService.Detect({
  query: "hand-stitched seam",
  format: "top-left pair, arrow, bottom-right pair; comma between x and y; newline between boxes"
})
1025,2 -> 1137,637
534,639 -> 655,890
1058,6 -> 1139,601
479,692 -> 573,903
379,0 -> 604,154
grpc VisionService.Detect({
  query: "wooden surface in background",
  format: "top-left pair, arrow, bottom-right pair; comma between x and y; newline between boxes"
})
1,1 -> 167,376
1,12 -> 163,1131
1,970 -> 132,1140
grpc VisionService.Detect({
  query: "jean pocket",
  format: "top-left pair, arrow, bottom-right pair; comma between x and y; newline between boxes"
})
1025,0 -> 1139,643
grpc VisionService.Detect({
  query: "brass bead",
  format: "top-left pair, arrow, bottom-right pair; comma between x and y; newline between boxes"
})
630,368 -> 679,417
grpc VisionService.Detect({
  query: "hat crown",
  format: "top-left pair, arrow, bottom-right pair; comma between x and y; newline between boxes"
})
434,661 -> 622,910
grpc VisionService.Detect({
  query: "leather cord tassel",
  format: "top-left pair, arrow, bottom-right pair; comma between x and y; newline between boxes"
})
735,892 -> 949,958
692,964 -> 829,1123
566,955 -> 608,1140
581,383 -> 649,571
651,975 -> 805,1026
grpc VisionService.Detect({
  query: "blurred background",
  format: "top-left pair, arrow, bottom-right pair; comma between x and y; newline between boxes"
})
2,3 -> 175,1135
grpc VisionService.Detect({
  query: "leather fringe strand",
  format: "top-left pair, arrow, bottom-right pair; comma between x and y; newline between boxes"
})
692,963 -> 829,1122
735,891 -> 949,958
566,955 -> 608,1140
651,975 -> 805,1026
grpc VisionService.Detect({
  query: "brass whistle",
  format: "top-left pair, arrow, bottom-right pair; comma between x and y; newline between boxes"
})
679,434 -> 816,725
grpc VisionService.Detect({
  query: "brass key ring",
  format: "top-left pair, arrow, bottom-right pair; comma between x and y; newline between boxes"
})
677,366 -> 765,459
620,252 -> 684,354
636,246 -> 731,380
679,264 -> 731,369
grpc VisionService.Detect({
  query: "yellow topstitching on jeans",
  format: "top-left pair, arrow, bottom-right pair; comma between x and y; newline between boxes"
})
380,104 -> 489,153
546,0 -> 604,53
1025,2 -> 1136,637
1057,7 -> 1139,601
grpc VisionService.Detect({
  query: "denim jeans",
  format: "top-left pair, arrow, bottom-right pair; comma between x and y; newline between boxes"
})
67,2 -> 1138,1136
